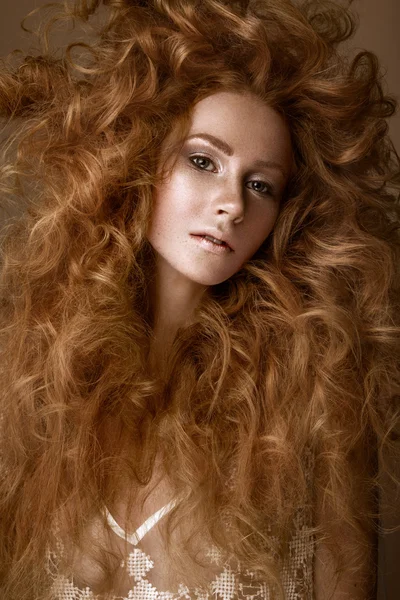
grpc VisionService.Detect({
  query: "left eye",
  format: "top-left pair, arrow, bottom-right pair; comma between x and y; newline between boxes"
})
246,180 -> 273,195
189,155 -> 216,171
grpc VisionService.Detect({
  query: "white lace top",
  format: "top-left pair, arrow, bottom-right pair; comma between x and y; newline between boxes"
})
46,452 -> 315,600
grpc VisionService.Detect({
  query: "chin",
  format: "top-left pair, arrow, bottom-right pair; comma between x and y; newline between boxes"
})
188,272 -> 236,286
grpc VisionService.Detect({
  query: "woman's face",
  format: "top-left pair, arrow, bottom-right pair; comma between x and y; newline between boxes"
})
147,90 -> 293,287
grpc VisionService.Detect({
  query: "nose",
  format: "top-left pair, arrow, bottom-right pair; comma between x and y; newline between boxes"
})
214,178 -> 245,224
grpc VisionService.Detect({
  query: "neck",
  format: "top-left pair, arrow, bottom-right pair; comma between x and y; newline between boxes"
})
148,256 -> 208,371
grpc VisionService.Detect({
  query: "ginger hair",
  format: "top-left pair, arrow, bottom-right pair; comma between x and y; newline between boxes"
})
0,0 -> 399,598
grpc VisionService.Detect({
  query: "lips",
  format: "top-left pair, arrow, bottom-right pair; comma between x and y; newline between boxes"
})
190,231 -> 234,251
191,234 -> 232,255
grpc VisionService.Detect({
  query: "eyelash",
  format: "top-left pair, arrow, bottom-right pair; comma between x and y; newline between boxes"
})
189,154 -> 275,196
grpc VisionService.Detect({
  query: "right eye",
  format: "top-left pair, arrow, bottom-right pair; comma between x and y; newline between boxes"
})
189,155 -> 217,172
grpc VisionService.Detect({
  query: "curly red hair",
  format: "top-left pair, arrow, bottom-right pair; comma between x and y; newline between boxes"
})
0,0 -> 399,598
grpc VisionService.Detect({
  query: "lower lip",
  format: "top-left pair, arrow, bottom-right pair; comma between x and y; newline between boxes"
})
190,235 -> 233,255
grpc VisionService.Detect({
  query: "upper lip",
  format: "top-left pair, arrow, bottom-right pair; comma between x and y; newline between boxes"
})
191,229 -> 234,251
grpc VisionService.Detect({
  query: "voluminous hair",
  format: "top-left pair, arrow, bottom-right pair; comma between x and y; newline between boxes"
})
0,0 -> 399,598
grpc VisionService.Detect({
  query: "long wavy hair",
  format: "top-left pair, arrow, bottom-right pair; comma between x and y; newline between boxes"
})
0,0 -> 399,598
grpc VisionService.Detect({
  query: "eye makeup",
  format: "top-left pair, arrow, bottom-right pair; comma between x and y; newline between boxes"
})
184,144 -> 279,198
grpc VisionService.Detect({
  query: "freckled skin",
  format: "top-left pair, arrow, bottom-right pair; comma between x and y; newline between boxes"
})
147,90 -> 293,288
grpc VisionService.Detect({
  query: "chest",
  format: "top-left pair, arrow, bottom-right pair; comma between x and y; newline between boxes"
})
59,466 -> 222,597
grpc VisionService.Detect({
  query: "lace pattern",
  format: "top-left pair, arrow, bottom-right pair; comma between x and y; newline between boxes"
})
47,449 -> 315,600
47,514 -> 314,600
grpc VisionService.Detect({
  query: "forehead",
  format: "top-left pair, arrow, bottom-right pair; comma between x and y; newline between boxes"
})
187,90 -> 293,174
192,90 -> 287,126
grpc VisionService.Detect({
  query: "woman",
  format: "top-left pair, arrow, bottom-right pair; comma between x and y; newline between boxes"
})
0,0 -> 399,598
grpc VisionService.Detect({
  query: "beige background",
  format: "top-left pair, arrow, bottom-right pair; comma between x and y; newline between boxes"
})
1,0 -> 399,598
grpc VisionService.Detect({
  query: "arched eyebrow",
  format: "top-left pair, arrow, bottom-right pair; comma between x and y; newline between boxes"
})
185,132 -> 288,178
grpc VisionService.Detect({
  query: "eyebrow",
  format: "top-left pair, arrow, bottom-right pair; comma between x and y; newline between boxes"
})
185,133 -> 288,178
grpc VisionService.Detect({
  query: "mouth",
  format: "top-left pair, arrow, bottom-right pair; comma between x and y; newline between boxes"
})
190,234 -> 233,254
190,233 -> 233,251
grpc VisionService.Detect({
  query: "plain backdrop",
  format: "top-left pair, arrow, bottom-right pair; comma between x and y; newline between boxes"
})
1,1 -> 399,598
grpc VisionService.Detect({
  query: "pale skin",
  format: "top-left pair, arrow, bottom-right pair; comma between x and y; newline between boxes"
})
147,90 -> 293,369
146,90 -> 376,596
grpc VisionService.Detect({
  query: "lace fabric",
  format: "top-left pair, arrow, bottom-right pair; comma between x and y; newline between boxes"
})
46,449 -> 315,600
47,503 -> 315,600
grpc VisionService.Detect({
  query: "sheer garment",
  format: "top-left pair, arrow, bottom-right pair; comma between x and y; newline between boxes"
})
46,449 -> 315,600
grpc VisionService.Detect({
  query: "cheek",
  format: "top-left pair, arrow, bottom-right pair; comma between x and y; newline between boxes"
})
151,176 -> 195,222
246,206 -> 280,252
147,185 -> 191,246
